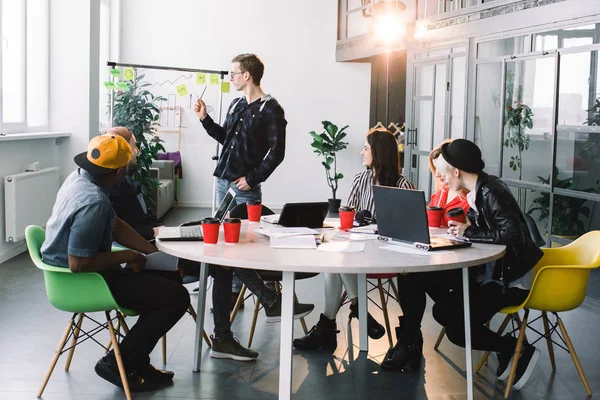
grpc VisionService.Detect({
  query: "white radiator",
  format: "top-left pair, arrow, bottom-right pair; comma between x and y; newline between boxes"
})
4,167 -> 59,243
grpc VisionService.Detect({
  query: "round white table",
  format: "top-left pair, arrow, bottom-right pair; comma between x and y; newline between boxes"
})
157,220 -> 505,400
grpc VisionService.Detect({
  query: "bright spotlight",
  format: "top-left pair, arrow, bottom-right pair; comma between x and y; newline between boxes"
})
373,15 -> 405,44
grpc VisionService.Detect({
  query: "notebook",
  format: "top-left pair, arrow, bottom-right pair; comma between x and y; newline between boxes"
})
372,186 -> 472,252
157,188 -> 236,241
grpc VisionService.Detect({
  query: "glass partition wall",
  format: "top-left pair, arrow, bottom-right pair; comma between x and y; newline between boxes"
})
472,24 -> 600,246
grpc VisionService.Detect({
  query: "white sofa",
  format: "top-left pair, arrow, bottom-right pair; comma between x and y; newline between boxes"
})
148,160 -> 176,219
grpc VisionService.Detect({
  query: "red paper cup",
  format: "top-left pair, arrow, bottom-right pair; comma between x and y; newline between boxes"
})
447,207 -> 466,224
339,206 -> 356,230
223,218 -> 241,244
201,218 -> 220,244
426,207 -> 443,228
246,201 -> 262,222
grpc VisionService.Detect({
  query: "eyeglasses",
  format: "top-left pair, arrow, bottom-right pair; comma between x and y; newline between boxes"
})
230,71 -> 245,77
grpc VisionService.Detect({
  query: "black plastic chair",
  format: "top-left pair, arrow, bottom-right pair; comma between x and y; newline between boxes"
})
228,203 -> 318,347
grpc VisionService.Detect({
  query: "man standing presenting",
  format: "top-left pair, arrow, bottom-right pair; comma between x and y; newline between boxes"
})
195,53 -> 287,300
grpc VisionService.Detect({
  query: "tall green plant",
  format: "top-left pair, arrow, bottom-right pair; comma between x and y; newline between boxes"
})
504,101 -> 533,183
309,121 -> 349,201
112,72 -> 165,203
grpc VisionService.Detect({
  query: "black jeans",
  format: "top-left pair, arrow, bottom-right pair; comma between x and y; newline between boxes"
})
210,264 -> 277,338
397,270 -> 528,353
101,269 -> 190,370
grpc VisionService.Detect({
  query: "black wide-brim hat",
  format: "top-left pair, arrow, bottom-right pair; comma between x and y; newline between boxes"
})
440,139 -> 485,173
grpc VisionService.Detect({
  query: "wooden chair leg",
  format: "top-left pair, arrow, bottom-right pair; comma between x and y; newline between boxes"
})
37,316 -> 75,398
230,285 -> 247,324
389,278 -> 400,302
542,311 -> 556,371
247,296 -> 261,348
162,336 -> 167,365
106,312 -> 132,400
64,313 -> 84,371
557,315 -> 592,396
377,279 -> 393,348
505,310 -> 529,398
434,327 -> 446,350
105,318 -> 120,353
476,314 -> 512,373
187,305 -> 212,348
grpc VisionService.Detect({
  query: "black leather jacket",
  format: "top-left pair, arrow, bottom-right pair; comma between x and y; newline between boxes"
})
464,173 -> 543,284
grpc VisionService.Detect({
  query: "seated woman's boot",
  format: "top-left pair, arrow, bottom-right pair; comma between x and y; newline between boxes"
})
381,316 -> 423,370
293,314 -> 339,351
349,302 -> 385,340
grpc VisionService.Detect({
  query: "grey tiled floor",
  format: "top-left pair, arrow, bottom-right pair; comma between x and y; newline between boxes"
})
0,207 -> 598,399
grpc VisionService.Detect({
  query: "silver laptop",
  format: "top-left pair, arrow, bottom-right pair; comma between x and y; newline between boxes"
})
157,188 -> 236,241
373,186 -> 471,251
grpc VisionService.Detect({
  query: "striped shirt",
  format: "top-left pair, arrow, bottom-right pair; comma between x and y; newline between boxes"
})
346,169 -> 415,218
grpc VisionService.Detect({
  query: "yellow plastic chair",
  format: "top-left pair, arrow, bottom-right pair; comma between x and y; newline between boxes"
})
475,230 -> 600,398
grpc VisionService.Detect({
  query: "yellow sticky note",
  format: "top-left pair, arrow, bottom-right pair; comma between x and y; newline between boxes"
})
116,82 -> 129,90
110,68 -> 121,77
103,81 -> 116,90
220,82 -> 230,93
209,74 -> 219,85
176,84 -> 189,97
123,68 -> 135,80
196,73 -> 207,85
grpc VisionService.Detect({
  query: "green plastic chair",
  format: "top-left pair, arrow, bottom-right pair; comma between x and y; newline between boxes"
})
26,225 -> 136,400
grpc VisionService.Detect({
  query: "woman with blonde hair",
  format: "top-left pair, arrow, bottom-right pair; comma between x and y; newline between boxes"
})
427,139 -> 470,227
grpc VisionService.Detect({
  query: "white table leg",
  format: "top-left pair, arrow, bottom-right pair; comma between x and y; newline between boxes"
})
193,262 -> 209,372
357,273 -> 368,352
462,267 -> 474,400
279,271 -> 295,400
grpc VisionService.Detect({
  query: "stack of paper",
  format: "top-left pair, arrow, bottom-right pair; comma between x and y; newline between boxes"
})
256,226 -> 320,249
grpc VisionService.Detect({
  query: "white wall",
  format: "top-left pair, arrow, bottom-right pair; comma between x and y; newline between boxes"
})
49,0 -> 97,183
119,0 -> 372,208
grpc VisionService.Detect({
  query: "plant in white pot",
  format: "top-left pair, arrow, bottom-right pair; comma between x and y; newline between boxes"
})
309,121 -> 349,213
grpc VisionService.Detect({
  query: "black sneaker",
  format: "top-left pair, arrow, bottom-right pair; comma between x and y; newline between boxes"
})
94,356 -> 163,392
264,295 -> 314,323
293,313 -> 339,351
138,364 -> 174,383
210,334 -> 259,361
349,302 -> 385,340
512,345 -> 540,390
495,350 -> 514,380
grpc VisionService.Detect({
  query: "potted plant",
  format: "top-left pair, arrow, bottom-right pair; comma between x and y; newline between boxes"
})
527,167 -> 595,237
112,72 -> 165,204
309,121 -> 349,213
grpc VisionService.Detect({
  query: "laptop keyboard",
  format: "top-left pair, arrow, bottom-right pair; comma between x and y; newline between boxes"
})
180,226 -> 202,238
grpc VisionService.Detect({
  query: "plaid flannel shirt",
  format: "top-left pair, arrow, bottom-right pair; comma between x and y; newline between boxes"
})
201,94 -> 287,188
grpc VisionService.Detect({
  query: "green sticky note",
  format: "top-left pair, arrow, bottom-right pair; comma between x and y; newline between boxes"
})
103,81 -> 116,90
176,84 -> 189,97
196,73 -> 207,85
220,82 -> 230,93
116,82 -> 129,90
209,74 -> 219,85
123,68 -> 135,80
110,68 -> 121,77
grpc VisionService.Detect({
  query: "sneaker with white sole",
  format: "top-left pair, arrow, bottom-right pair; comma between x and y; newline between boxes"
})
495,350 -> 514,380
512,345 -> 541,390
210,334 -> 258,361
264,295 -> 314,323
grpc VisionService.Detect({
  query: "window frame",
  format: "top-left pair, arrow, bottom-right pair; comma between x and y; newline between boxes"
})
0,0 -> 49,134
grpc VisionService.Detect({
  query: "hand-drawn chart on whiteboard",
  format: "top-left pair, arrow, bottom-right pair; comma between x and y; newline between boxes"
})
139,68 -> 235,152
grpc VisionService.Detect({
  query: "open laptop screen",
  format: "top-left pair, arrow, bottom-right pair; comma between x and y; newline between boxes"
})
373,186 -> 431,245
214,188 -> 236,222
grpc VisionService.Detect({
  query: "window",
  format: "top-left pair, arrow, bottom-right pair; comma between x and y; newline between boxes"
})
0,0 -> 49,132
